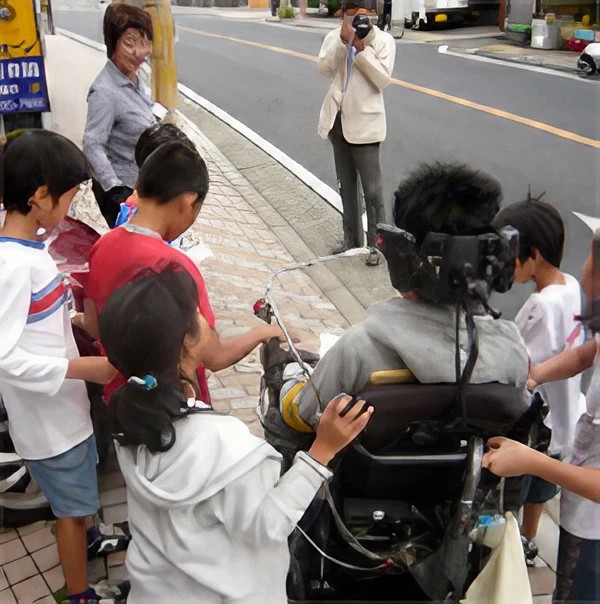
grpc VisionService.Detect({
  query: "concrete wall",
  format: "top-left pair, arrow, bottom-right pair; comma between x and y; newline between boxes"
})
44,34 -> 106,147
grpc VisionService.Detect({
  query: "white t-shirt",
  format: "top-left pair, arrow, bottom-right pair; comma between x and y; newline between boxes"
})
515,274 -> 586,455
0,237 -> 92,460
560,334 -> 600,539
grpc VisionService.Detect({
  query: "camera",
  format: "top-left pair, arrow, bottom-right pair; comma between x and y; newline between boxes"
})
352,14 -> 373,39
375,223 -> 519,306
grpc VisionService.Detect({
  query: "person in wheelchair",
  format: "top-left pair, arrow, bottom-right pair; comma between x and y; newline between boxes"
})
285,162 -> 529,432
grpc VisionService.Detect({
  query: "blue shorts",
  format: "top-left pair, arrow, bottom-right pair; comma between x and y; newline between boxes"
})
525,452 -> 562,504
26,435 -> 100,518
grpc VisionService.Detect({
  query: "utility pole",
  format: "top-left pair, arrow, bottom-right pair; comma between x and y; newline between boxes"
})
145,0 -> 178,111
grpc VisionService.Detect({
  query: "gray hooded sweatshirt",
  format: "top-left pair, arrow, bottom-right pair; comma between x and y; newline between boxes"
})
298,296 -> 529,427
116,412 -> 332,603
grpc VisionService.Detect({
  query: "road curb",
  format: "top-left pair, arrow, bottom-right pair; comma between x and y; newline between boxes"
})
177,84 -> 343,215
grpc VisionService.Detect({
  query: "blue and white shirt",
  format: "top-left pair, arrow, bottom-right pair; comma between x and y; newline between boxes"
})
0,238 -> 92,460
83,60 -> 156,192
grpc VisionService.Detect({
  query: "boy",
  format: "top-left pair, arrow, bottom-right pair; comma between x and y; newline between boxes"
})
113,123 -> 194,228
485,226 -> 600,602
0,130 -> 117,604
80,140 -> 283,405
493,198 -> 586,546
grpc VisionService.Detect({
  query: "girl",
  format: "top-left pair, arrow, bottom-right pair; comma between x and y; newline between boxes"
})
98,267 -> 373,603
484,232 -> 600,602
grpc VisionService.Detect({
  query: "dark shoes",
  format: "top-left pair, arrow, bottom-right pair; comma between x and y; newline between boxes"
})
87,529 -> 131,561
521,535 -> 539,565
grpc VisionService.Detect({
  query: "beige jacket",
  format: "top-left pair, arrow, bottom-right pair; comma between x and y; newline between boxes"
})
318,26 -> 396,144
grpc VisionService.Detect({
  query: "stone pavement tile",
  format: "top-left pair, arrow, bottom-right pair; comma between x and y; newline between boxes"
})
3,556 -> 38,586
21,529 -> 55,555
31,545 -> 59,574
0,568 -> 8,591
0,539 -> 27,565
41,565 -> 64,594
230,398 -> 258,410
15,524 -> 48,539
528,565 -> 556,596
33,597 -> 58,604
11,575 -> 50,603
0,530 -> 18,546
0,588 -> 16,603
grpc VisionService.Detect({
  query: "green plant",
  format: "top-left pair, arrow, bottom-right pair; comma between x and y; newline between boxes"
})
278,5 -> 296,17
307,0 -> 320,7
327,0 -> 341,15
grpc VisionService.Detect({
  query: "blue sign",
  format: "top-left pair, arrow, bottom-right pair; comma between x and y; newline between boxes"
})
0,56 -> 50,115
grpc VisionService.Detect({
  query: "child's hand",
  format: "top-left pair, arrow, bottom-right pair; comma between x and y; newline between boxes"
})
482,437 -> 540,477
309,394 -> 373,466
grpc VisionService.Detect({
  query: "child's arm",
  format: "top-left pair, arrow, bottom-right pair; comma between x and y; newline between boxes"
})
222,396 -> 372,545
67,357 -> 117,384
192,313 -> 286,373
530,338 -> 597,388
484,437 -> 600,503
73,299 -> 100,340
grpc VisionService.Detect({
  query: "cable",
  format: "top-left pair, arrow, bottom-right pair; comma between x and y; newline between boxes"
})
295,526 -> 395,572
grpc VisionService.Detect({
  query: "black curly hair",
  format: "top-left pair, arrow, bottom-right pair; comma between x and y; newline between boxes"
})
393,162 -> 503,247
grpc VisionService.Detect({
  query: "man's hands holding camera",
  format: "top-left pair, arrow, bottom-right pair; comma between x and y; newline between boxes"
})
340,13 -> 356,44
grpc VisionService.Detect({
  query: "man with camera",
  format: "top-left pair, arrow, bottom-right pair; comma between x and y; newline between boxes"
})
318,0 -> 396,262
287,162 -> 529,429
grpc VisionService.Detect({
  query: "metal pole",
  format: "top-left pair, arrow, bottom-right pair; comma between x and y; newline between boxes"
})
390,0 -> 405,37
145,0 -> 178,111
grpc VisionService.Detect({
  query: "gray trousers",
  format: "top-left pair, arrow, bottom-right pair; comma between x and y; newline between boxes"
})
329,113 -> 386,248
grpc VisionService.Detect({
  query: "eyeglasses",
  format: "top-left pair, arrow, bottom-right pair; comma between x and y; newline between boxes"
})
120,34 -> 152,51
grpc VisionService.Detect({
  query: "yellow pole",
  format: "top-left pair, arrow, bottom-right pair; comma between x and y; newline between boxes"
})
145,0 -> 178,111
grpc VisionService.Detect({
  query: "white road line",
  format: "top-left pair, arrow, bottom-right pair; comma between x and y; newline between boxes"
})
437,44 -> 595,83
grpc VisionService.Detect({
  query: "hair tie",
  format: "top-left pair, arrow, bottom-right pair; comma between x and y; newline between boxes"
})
128,375 -> 158,390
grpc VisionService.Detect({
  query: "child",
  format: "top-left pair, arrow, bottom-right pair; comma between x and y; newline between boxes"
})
0,130 -> 117,604
114,123 -> 193,228
81,140 -> 284,407
98,266 -> 373,603
484,231 -> 600,602
492,198 -> 586,545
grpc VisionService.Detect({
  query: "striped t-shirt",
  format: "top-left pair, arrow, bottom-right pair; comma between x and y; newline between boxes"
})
0,237 -> 92,460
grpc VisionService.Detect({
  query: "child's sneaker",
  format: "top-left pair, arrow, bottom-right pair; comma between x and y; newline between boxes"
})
87,528 -> 131,560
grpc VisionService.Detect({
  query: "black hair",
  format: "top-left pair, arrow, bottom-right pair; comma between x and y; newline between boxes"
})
103,2 -> 153,59
134,123 -> 195,168
2,129 -> 89,215
98,267 -> 200,453
136,141 -> 209,206
492,195 -> 564,268
393,162 -> 503,247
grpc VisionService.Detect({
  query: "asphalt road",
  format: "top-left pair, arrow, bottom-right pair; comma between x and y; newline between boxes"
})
54,8 -> 600,317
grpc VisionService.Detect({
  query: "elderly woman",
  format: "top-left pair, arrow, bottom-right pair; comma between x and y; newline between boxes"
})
83,3 -> 157,228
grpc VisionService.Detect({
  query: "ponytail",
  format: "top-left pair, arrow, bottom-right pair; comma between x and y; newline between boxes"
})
110,376 -> 187,452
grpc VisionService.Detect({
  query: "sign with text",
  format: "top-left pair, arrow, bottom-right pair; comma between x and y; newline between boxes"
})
0,0 -> 50,114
